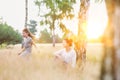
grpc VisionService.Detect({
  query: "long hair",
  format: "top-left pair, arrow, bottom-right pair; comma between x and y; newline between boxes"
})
23,28 -> 35,40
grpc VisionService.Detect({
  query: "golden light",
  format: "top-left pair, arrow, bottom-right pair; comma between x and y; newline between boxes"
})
86,0 -> 108,40
60,0 -> 108,41
61,17 -> 78,35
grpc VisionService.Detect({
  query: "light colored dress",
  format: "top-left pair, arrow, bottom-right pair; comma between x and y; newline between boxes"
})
20,37 -> 32,57
55,48 -> 76,68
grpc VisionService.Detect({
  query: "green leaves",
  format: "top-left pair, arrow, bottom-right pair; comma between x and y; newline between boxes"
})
27,20 -> 37,35
35,0 -> 76,31
39,29 -> 52,43
39,29 -> 62,43
0,23 -> 22,45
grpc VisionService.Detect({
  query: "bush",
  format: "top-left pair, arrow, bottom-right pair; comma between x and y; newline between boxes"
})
39,29 -> 62,43
0,23 -> 22,45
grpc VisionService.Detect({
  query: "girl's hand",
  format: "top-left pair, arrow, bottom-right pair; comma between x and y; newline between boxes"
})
18,52 -> 21,55
18,47 -> 25,55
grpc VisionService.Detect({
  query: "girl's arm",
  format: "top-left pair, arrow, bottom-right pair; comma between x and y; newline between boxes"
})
18,47 -> 25,55
32,40 -> 37,48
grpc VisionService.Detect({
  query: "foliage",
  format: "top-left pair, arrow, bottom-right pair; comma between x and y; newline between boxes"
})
39,29 -> 52,43
35,0 -> 76,31
0,23 -> 22,45
35,0 -> 76,46
39,29 -> 62,43
27,20 -> 37,34
55,34 -> 62,43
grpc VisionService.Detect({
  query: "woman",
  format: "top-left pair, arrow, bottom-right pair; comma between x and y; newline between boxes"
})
18,28 -> 35,58
54,38 -> 76,68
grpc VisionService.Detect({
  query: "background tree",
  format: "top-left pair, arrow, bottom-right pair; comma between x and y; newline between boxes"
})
39,29 -> 52,43
25,0 -> 28,27
0,23 -> 22,45
39,29 -> 62,43
0,17 -> 3,24
35,0 -> 75,47
55,34 -> 62,43
27,20 -> 37,35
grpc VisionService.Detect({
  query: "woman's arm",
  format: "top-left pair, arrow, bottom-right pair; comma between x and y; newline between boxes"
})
71,50 -> 77,68
54,49 -> 64,60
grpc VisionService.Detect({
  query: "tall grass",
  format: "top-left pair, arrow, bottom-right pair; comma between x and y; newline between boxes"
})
0,43 -> 103,80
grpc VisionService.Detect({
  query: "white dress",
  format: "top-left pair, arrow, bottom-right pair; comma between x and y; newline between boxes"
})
55,48 -> 76,68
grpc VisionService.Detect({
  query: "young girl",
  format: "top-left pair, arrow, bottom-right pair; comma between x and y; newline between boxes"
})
18,28 -> 35,58
54,39 -> 76,68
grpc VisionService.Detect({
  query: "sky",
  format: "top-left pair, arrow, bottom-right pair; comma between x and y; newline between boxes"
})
0,0 -> 79,38
0,0 -> 25,31
0,0 -> 108,39
87,0 -> 108,39
0,0 -> 39,32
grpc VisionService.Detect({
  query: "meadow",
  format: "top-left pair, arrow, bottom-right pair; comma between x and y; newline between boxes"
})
0,43 -> 104,80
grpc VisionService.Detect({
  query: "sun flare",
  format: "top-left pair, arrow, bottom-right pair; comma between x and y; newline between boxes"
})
60,0 -> 108,41
86,0 -> 108,40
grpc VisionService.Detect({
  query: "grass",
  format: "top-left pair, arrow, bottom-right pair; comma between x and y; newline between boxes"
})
0,44 -> 7,49
0,43 -> 103,80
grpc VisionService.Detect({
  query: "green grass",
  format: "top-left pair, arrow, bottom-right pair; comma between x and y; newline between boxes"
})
0,44 -> 7,49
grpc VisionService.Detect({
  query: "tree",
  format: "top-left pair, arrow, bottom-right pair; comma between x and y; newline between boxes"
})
113,1 -> 120,80
0,17 -> 3,24
101,0 -> 120,80
72,0 -> 90,66
27,20 -> 37,34
55,34 -> 62,43
35,0 -> 75,47
0,23 -> 22,45
25,0 -> 28,27
39,29 -> 52,43
39,29 -> 62,43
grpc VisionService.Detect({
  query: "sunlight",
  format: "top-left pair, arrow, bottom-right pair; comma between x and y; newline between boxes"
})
63,0 -> 108,40
86,0 -> 108,40
61,17 -> 78,35
61,0 -> 80,36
